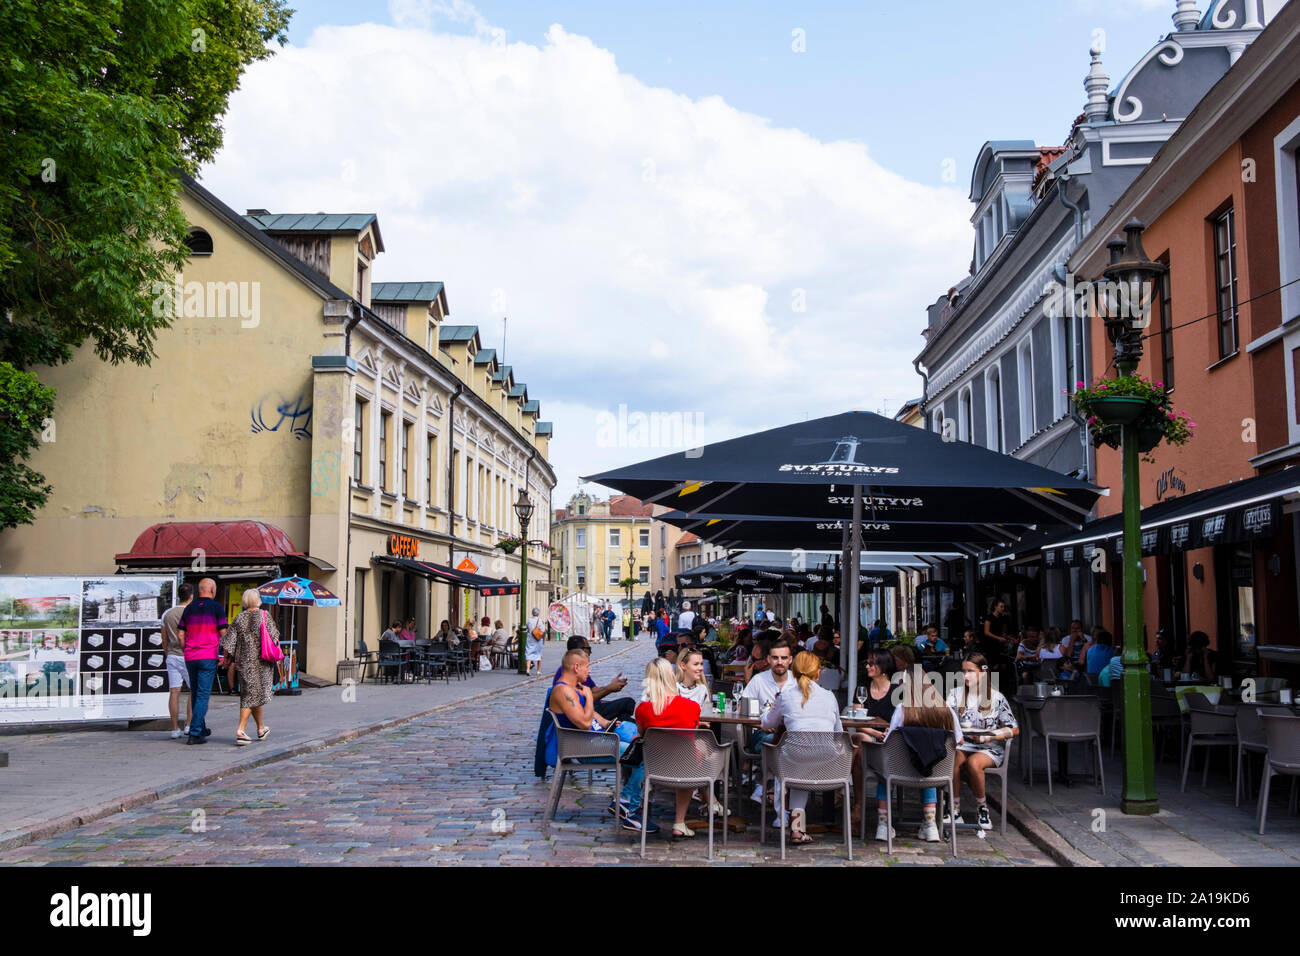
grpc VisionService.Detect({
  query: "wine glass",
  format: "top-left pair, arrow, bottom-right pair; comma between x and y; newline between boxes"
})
855,684 -> 868,710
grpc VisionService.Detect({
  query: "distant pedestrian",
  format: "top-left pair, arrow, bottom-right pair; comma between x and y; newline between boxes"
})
677,601 -> 695,633
525,608 -> 546,676
176,578 -> 228,745
160,583 -> 194,739
220,589 -> 278,745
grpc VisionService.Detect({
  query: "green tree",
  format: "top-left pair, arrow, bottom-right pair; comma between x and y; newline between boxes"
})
0,0 -> 292,529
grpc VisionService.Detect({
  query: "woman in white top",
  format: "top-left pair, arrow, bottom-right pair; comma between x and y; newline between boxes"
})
524,609 -> 545,676
676,648 -> 728,818
760,651 -> 843,845
945,653 -> 1018,831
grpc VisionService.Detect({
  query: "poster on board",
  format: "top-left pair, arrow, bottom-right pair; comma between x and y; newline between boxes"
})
0,574 -> 176,725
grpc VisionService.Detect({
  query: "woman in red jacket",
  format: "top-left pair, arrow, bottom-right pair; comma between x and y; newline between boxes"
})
635,657 -> 703,838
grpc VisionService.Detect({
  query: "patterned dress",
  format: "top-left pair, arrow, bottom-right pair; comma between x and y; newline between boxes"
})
220,609 -> 279,709
946,688 -> 1017,767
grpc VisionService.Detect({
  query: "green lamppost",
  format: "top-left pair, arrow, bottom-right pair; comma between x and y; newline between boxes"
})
1099,219 -> 1166,815
514,488 -> 535,676
626,550 -> 637,640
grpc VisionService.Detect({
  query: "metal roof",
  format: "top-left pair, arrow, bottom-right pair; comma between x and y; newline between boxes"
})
522,399 -> 540,414
371,281 -> 444,303
535,421 -> 553,436
492,365 -> 513,383
439,325 -> 479,344
508,384 -> 527,398
474,348 -> 497,366
245,212 -> 377,233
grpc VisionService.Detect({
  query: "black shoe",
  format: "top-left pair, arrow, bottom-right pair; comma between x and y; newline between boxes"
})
201,727 -> 212,738
185,735 -> 207,745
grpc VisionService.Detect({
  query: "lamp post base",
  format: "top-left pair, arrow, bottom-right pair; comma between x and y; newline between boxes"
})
1120,798 -> 1159,816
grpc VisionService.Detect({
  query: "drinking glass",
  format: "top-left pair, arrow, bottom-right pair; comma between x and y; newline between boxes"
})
855,685 -> 867,709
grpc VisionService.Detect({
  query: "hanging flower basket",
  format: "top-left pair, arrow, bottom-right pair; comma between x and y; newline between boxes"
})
1070,374 -> 1194,460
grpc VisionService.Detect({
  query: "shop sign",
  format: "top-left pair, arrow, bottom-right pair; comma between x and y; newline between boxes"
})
388,534 -> 420,559
1169,522 -> 1192,550
1199,514 -> 1229,546
1241,503 -> 1277,539
1141,528 -> 1162,556
1043,550 -> 1057,568
1155,468 -> 1186,502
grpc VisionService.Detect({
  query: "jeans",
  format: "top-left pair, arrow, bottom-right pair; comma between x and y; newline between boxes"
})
185,658 -> 218,739
877,781 -> 936,805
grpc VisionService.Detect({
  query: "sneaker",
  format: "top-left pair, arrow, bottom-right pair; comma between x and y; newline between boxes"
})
185,735 -> 207,745
918,823 -> 941,843
942,805 -> 964,826
607,798 -> 634,817
977,805 -> 993,830
620,814 -> 660,834
183,724 -> 191,734
169,729 -> 184,739
874,822 -> 895,842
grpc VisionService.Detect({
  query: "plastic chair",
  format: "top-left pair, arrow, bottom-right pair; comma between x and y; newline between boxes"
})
759,731 -> 854,860
414,639 -> 450,684
1028,696 -> 1104,795
973,736 -> 1014,835
1257,713 -> 1300,835
1149,690 -> 1184,765
1180,694 -> 1237,792
544,712 -> 622,837
639,728 -> 732,860
1235,705 -> 1291,807
867,731 -> 958,857
376,639 -> 407,684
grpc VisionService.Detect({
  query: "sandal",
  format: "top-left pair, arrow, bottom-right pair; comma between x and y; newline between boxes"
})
235,731 -> 252,746
256,727 -> 271,741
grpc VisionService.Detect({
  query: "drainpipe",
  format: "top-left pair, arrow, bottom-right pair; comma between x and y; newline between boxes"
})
342,302 -> 363,658
447,382 -> 463,623
913,357 -> 930,417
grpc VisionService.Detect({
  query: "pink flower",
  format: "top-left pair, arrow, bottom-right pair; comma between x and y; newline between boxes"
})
1154,382 -> 1163,388
1088,416 -> 1096,424
1099,383 -> 1108,389
1076,381 -> 1085,389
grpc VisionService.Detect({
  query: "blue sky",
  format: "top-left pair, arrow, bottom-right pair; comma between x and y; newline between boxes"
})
207,0 -> 1191,501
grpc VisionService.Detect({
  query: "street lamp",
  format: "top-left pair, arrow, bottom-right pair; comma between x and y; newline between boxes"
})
626,550 -> 636,641
514,488 -> 535,676
1101,218 -> 1166,815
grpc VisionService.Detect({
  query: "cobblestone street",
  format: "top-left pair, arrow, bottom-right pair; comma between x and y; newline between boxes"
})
0,639 -> 1052,866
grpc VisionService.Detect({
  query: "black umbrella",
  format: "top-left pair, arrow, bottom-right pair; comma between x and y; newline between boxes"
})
587,410 -> 1104,703
657,511 -> 1017,554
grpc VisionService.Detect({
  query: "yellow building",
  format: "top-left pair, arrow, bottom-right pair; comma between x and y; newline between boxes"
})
550,491 -> 652,610
0,175 -> 556,680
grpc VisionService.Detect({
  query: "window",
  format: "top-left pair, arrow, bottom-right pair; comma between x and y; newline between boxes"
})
986,368 -> 1004,453
1018,340 -> 1035,440
931,410 -> 943,435
639,528 -> 650,548
357,259 -> 368,304
425,434 -> 436,503
608,565 -> 620,586
1158,258 -> 1175,390
576,528 -> 586,548
184,229 -> 213,255
609,528 -> 621,548
1213,208 -> 1239,359
353,398 -> 365,483
378,412 -> 390,491
576,565 -> 586,589
427,322 -> 436,354
401,422 -> 412,498
639,565 -> 650,585
959,387 -> 973,444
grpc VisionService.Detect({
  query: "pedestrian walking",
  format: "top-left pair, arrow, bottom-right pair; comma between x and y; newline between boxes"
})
220,589 -> 278,745
176,577 -> 228,745
524,607 -> 545,676
160,582 -> 194,739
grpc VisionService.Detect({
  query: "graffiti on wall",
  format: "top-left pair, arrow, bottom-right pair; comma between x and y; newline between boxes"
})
251,392 -> 312,440
311,451 -> 341,497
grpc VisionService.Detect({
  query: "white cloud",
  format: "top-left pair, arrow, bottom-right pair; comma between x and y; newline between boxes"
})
1071,0 -> 1173,16
203,15 -> 973,504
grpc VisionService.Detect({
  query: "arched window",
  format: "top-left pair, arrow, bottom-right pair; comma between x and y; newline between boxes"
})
184,228 -> 213,256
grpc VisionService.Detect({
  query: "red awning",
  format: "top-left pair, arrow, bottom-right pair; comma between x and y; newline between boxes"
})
116,521 -> 313,567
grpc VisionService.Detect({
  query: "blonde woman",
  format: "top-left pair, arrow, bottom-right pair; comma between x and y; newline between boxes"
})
634,657 -> 703,838
677,648 -> 728,818
219,589 -> 278,745
760,651 -> 843,844
945,652 -> 1018,830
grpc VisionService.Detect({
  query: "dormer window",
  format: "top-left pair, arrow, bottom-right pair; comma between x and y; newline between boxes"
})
184,229 -> 213,256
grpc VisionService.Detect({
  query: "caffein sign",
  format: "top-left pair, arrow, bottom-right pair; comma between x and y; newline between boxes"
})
387,534 -> 420,559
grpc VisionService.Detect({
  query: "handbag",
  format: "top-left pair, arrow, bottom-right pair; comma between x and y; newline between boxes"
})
259,610 -> 284,664
618,734 -> 645,768
530,624 -> 545,641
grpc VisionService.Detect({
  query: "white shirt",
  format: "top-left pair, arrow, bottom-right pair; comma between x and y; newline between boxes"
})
1039,646 -> 1064,660
762,681 -> 843,733
739,668 -> 797,711
677,610 -> 695,631
677,681 -> 711,708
